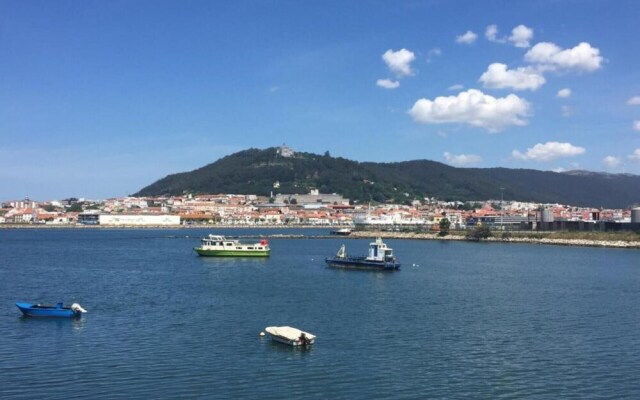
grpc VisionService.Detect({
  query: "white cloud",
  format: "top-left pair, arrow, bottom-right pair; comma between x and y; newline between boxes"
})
376,79 -> 400,89
479,63 -> 546,90
508,25 -> 534,48
552,167 -> 566,173
634,120 -> 640,131
408,89 -> 531,132
443,152 -> 482,166
456,30 -> 478,44
448,84 -> 464,91
524,42 -> 603,72
629,149 -> 640,162
382,48 -> 416,77
627,96 -> 640,105
485,25 -> 503,42
557,88 -> 571,98
512,141 -> 585,162
602,156 -> 621,168
426,47 -> 442,63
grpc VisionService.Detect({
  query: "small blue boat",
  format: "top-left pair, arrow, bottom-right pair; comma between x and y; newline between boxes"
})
15,302 -> 87,318
325,238 -> 401,270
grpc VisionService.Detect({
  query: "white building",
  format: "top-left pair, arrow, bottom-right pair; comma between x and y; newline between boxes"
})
99,214 -> 180,226
277,144 -> 295,158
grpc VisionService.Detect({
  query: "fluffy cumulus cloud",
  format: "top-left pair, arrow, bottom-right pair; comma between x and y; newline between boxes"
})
634,120 -> 640,131
512,141 -> 585,162
602,156 -> 621,168
456,30 -> 478,44
629,149 -> 640,162
408,89 -> 531,132
376,79 -> 400,89
557,88 -> 572,98
479,63 -> 546,90
524,42 -> 603,72
382,48 -> 416,77
627,96 -> 640,105
443,152 -> 482,166
508,25 -> 534,48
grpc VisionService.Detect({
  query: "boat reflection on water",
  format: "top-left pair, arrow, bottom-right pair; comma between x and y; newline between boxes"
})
71,317 -> 87,333
18,315 -> 88,333
198,256 -> 270,267
266,339 -> 315,354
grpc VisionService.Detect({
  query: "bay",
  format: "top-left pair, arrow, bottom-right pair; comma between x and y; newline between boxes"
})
1,228 -> 639,399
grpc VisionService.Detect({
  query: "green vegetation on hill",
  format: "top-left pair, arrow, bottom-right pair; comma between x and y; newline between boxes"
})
134,147 -> 640,208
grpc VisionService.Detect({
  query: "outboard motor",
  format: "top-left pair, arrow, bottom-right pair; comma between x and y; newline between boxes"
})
71,303 -> 87,313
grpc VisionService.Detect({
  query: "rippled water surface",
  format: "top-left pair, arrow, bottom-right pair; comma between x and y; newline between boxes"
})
1,228 -> 639,399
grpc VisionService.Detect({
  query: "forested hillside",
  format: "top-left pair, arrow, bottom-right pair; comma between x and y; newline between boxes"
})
135,147 -> 640,208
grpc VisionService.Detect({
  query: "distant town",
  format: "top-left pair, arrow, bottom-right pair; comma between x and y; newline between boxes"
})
2,190 -> 639,231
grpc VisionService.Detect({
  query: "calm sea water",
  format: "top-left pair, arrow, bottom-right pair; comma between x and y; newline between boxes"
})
1,228 -> 639,399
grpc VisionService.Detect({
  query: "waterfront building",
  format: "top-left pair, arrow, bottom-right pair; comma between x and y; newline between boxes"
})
274,192 -> 348,206
78,213 -> 100,225
98,214 -> 180,226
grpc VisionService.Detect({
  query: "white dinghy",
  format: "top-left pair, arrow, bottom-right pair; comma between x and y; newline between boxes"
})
265,326 -> 316,346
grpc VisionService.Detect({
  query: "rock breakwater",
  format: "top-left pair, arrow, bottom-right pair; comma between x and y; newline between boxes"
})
348,231 -> 640,249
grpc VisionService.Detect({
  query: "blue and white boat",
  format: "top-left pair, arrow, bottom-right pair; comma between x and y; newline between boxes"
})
325,237 -> 401,270
16,302 -> 87,318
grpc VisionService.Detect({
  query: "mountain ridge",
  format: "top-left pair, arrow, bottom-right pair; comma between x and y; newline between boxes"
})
134,147 -> 640,208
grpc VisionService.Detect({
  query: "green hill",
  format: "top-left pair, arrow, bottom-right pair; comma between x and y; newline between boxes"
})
134,147 -> 640,208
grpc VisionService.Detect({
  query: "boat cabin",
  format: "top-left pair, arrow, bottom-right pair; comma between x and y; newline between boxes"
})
201,235 -> 237,247
200,235 -> 269,251
366,237 -> 395,262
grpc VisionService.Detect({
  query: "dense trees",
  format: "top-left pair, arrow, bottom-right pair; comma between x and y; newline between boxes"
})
438,218 -> 451,237
466,226 -> 492,241
134,147 -> 640,208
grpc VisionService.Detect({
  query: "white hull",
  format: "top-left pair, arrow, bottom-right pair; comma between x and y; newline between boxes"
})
270,335 -> 316,346
265,326 -> 316,346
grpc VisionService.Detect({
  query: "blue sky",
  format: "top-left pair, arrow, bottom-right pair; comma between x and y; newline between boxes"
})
2,0 -> 640,201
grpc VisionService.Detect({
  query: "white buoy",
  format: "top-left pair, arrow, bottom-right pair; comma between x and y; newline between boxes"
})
259,331 -> 266,337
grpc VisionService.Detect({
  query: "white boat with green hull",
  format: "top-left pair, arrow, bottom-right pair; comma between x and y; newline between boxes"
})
194,235 -> 270,257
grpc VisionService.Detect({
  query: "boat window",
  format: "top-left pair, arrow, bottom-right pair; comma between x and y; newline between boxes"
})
236,247 -> 242,249
248,247 -> 254,250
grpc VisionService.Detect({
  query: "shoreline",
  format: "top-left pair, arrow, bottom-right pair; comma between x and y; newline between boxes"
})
2,224 -> 639,249
0,224 -> 332,230
347,231 -> 640,249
